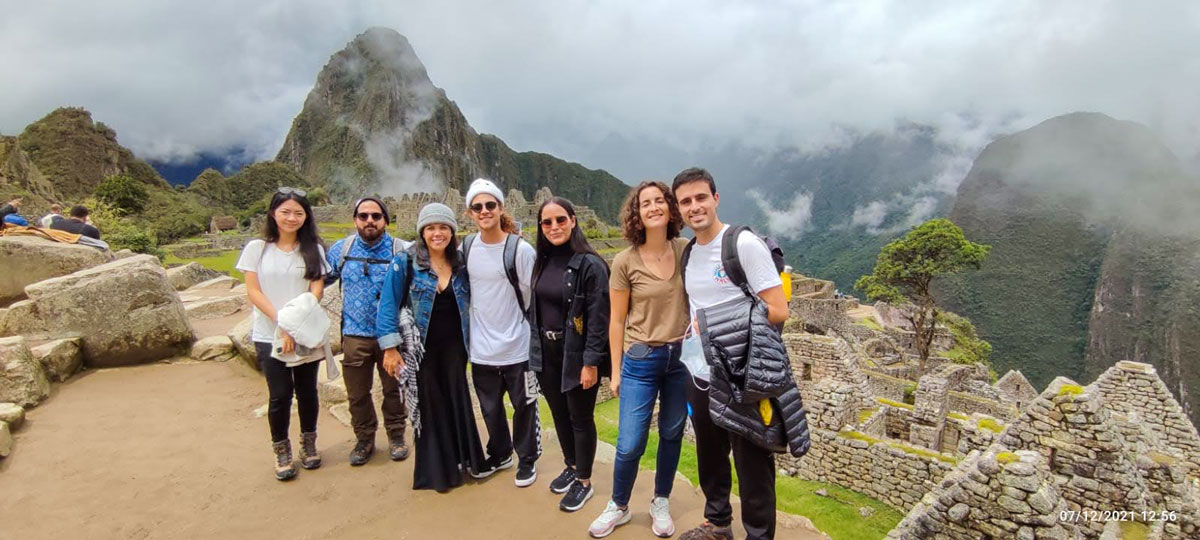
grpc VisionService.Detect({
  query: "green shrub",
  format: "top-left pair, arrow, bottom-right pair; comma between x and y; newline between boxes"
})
95,174 -> 149,214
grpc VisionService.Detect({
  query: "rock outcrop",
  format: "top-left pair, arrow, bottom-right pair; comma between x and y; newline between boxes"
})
1,255 -> 194,367
29,337 -> 83,382
0,336 -> 51,407
166,262 -> 224,291
0,402 -> 25,429
0,236 -> 110,305
190,336 -> 237,363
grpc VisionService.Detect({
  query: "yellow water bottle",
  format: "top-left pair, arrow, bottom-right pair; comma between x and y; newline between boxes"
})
781,265 -> 793,302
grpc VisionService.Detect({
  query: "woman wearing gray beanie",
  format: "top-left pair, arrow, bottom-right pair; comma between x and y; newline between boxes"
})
377,202 -> 488,492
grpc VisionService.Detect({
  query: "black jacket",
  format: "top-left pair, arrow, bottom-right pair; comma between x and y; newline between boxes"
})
0,203 -> 16,228
50,218 -> 101,240
702,298 -> 810,457
528,252 -> 611,392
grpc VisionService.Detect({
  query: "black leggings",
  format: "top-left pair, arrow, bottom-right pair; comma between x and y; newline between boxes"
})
255,342 -> 320,443
536,335 -> 599,479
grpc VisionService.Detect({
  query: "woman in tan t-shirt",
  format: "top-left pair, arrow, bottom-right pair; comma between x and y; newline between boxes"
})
587,181 -> 690,539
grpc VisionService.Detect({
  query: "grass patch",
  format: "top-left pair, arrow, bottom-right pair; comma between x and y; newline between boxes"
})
1119,521 -> 1149,540
839,430 -> 957,465
877,397 -> 914,410
164,249 -> 244,281
1057,384 -> 1084,396
858,408 -> 879,424
995,451 -> 1019,464
853,317 -> 883,331
977,418 -> 1004,433
947,412 -> 969,422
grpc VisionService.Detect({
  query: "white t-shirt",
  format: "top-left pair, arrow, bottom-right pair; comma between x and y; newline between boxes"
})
685,224 -> 783,315
235,239 -> 331,343
466,234 -> 535,366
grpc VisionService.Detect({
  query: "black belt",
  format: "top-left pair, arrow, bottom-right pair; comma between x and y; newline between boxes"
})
543,330 -> 564,341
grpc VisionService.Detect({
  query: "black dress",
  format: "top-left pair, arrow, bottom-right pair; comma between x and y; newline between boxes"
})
413,285 -> 487,492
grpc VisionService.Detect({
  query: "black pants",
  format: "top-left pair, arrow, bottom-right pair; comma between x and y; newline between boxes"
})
472,361 -> 542,467
255,342 -> 320,443
342,336 -> 407,443
536,335 -> 599,479
686,375 -> 777,540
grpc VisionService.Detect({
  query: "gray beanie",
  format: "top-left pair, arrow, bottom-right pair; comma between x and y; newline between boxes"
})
417,202 -> 457,233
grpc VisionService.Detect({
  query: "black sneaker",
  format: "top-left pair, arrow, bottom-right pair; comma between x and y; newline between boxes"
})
549,467 -> 576,494
515,462 -> 537,487
559,480 -> 594,512
349,440 -> 374,467
470,454 -> 510,479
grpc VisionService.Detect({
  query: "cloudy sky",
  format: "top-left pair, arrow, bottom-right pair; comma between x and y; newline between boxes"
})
2,0 -> 1198,180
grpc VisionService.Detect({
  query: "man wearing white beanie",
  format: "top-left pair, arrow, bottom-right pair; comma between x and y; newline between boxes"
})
461,178 -> 542,488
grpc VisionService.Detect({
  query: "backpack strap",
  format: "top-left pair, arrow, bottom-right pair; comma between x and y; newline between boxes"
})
462,233 -> 477,269
680,237 -> 698,286
503,233 -> 528,318
722,225 -> 755,298
336,233 -> 358,277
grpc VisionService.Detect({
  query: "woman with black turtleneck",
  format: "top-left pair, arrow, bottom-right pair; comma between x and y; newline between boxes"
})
528,196 -> 611,513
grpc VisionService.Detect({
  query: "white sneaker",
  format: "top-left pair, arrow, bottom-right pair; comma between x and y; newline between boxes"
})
649,496 -> 675,537
588,500 -> 632,538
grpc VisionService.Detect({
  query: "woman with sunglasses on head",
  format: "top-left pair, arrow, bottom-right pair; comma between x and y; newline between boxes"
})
528,197 -> 610,512
235,187 -> 331,481
377,203 -> 488,492
588,181 -> 690,538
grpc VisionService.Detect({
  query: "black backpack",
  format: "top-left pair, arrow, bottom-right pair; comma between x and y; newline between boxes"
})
461,232 -> 528,319
681,225 -> 786,297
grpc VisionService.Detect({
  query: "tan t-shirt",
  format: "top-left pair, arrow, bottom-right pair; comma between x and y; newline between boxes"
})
610,237 -> 691,351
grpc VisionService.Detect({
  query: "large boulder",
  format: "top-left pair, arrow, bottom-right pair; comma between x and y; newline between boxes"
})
0,236 -> 110,305
191,335 -> 237,362
184,296 -> 247,320
0,402 -> 25,429
185,275 -> 239,292
30,337 -> 83,382
1,256 -> 195,368
0,336 -> 51,407
166,262 -> 223,291
228,315 -> 259,371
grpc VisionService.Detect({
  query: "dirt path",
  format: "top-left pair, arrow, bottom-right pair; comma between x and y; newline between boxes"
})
2,359 -> 826,540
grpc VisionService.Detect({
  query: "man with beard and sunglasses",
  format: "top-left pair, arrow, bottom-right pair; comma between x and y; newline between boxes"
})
326,197 -> 412,466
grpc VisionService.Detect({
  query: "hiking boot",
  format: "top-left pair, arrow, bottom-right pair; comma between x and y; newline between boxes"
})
272,440 -> 297,481
649,496 -> 675,537
559,480 -> 594,512
678,522 -> 734,540
549,467 -> 576,494
388,436 -> 410,461
515,462 -> 537,487
587,500 -> 631,538
298,431 -> 321,469
349,439 -> 374,467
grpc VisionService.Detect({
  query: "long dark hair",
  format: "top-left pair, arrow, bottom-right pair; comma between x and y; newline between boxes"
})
413,225 -> 463,271
533,197 -> 604,279
263,191 -> 325,281
620,181 -> 684,246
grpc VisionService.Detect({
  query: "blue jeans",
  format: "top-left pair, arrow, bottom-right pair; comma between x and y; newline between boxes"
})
611,342 -> 688,507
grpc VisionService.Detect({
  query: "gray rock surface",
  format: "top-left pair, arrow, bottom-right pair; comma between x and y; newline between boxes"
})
0,236 -> 109,304
0,336 -> 50,407
30,337 -> 83,382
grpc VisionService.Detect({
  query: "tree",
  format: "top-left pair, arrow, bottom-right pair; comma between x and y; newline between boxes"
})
95,174 -> 149,214
855,218 -> 990,374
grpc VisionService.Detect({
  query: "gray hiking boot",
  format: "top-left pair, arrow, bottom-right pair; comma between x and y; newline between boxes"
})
298,431 -> 321,469
272,440 -> 297,481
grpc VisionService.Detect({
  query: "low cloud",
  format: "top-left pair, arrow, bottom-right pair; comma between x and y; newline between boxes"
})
749,190 -> 815,240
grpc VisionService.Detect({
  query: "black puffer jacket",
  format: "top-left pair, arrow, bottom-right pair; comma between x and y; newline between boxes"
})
528,252 -> 611,392
699,298 -> 810,457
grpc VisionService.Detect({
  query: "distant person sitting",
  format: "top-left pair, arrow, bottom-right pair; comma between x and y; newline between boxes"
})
0,198 -> 23,229
40,204 -> 65,228
50,205 -> 102,239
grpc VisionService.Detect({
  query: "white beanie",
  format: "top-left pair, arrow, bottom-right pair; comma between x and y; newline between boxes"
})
465,178 -> 504,207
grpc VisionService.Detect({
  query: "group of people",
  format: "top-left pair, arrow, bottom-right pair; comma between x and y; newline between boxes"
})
0,198 -> 102,239
237,169 -> 808,540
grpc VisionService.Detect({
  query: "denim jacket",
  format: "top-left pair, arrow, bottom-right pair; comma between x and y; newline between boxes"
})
376,250 -> 471,350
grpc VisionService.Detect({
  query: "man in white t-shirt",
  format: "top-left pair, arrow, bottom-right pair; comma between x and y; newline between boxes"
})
673,168 -> 788,540
462,178 -> 542,487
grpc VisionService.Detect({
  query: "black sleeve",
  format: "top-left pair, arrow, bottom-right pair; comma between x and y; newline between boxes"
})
0,204 -> 14,222
581,256 -> 610,368
84,224 -> 101,240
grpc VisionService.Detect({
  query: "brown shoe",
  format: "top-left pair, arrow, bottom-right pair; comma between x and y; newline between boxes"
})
388,435 -> 410,461
678,522 -> 734,540
298,432 -> 321,469
272,440 -> 298,481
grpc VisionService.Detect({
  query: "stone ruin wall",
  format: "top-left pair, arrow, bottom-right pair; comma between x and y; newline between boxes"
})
1094,361 -> 1200,473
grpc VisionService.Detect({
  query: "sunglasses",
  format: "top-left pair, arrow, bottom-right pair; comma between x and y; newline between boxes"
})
356,212 -> 384,222
277,186 -> 307,197
540,216 -> 570,228
470,201 -> 499,213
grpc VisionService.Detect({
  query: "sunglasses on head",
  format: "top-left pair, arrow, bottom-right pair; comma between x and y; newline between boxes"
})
540,215 -> 570,228
356,212 -> 384,222
470,201 -> 499,213
277,186 -> 307,197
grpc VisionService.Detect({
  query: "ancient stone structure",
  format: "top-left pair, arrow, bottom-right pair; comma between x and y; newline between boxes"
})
208,215 -> 237,233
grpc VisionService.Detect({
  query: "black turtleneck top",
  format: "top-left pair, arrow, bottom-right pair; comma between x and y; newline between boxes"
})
535,244 -> 574,331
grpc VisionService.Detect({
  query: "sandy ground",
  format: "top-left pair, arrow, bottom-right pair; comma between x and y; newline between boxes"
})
2,357 -> 826,540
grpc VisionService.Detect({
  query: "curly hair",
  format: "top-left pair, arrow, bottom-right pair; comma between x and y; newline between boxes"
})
620,181 -> 684,246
